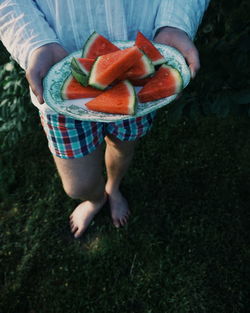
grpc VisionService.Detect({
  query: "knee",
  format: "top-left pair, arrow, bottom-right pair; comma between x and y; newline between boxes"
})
63,179 -> 104,200
63,184 -> 86,200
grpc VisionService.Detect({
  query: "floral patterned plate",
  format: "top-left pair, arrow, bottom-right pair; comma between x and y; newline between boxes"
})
43,41 -> 191,122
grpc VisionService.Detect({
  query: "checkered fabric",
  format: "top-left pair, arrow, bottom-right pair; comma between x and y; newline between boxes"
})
40,112 -> 157,159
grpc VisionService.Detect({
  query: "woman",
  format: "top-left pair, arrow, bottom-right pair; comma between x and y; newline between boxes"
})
0,0 -> 210,238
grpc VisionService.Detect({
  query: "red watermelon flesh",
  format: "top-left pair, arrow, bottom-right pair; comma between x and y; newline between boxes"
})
129,77 -> 152,86
86,80 -> 136,115
88,46 -> 143,90
82,31 -> 120,59
61,75 -> 102,100
138,64 -> 183,103
118,53 -> 155,80
135,31 -> 165,65
71,57 -> 95,75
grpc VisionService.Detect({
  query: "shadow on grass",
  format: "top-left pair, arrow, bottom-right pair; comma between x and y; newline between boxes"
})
1,110 -> 249,313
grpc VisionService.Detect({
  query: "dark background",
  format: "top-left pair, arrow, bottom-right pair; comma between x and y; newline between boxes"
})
0,1 -> 250,312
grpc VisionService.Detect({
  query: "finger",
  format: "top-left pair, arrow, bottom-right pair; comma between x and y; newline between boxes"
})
182,47 -> 200,79
26,69 -> 44,104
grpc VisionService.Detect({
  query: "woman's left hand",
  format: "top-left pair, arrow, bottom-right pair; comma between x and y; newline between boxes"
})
154,26 -> 200,79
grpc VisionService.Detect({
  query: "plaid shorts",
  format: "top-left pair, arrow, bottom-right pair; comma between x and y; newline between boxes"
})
40,112 -> 157,159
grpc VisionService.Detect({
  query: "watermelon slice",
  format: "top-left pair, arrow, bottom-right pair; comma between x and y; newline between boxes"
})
61,75 -> 102,100
118,52 -> 155,80
82,31 -> 120,58
88,46 -> 143,90
70,57 -> 95,86
138,64 -> 183,103
86,80 -> 136,115
135,31 -> 165,66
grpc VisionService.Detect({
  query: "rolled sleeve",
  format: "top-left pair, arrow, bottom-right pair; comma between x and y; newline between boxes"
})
154,0 -> 210,40
0,0 -> 60,69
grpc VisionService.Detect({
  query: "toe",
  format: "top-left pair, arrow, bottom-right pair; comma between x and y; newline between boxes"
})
113,219 -> 120,228
71,226 -> 78,234
74,228 -> 84,238
121,216 -> 128,226
120,217 -> 125,226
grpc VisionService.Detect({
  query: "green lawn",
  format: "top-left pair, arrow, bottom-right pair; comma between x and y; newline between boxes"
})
1,110 -> 249,313
1,1 -> 250,311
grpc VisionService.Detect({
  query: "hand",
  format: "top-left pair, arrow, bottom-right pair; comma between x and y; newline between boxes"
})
26,43 -> 68,104
154,27 -> 200,79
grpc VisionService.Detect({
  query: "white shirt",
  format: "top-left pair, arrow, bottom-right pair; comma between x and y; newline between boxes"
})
0,0 -> 210,115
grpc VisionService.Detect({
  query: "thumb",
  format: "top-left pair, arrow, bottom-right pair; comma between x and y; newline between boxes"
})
182,47 -> 200,79
26,69 -> 44,104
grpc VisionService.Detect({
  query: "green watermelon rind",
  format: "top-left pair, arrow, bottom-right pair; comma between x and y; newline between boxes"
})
82,32 -> 99,58
71,57 -> 80,73
71,68 -> 89,87
123,80 -> 137,115
139,53 -> 155,78
60,74 -> 72,100
70,57 -> 90,86
88,55 -> 107,90
71,57 -> 90,76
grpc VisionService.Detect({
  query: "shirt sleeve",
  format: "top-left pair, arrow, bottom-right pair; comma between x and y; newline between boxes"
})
0,0 -> 61,69
154,0 -> 210,40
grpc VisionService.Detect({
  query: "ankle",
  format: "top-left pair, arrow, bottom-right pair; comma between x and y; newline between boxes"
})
91,191 -> 107,203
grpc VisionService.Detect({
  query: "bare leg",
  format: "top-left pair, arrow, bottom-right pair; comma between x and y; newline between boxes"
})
104,134 -> 137,228
53,144 -> 106,238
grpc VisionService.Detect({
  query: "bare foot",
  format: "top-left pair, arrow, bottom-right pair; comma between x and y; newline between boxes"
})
69,193 -> 107,238
106,189 -> 131,228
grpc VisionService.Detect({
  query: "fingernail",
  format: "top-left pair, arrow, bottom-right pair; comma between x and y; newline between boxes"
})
190,68 -> 195,79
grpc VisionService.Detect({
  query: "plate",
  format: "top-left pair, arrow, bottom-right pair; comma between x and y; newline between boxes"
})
43,41 -> 191,122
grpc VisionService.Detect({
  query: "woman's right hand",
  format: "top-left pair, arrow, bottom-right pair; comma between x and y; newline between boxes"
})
26,43 -> 68,104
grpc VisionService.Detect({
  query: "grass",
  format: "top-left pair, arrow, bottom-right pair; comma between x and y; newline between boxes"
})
0,109 -> 249,313
2,1 -> 250,310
